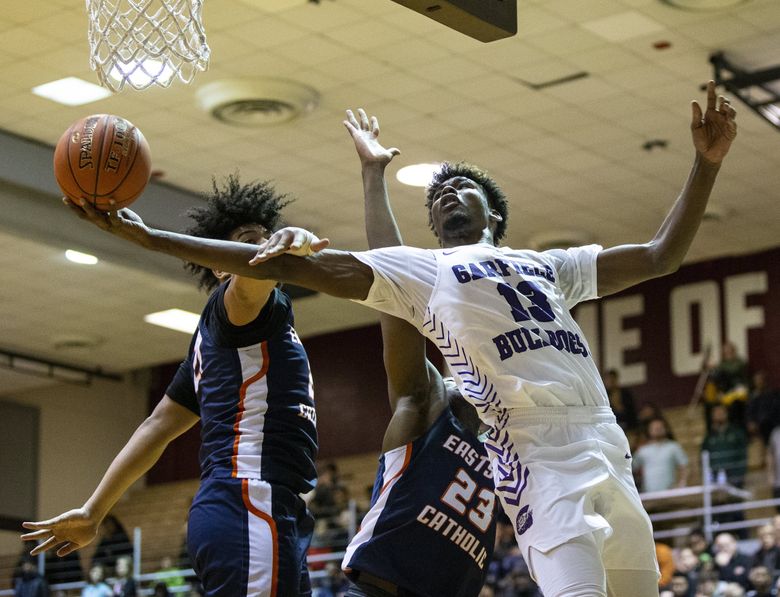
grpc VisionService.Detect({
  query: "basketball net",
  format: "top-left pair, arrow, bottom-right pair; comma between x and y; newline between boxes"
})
86,0 -> 210,92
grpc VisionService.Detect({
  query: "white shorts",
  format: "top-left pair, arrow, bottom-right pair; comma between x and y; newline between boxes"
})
484,406 -> 659,580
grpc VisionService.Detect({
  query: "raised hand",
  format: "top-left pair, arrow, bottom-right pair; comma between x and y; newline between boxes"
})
691,80 -> 737,165
249,227 -> 330,265
344,108 -> 400,167
21,508 -> 100,557
63,197 -> 149,242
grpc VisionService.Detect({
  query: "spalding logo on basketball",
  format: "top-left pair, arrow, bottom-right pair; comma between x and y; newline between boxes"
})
54,114 -> 152,212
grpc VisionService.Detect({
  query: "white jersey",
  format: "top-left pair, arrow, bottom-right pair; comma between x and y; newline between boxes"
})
352,242 -> 609,427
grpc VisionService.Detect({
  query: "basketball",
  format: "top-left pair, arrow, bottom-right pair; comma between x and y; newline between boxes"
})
53,114 -> 152,211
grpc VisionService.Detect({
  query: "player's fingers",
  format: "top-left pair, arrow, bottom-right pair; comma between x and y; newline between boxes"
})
267,230 -> 294,253
30,537 -> 58,556
345,109 -> 360,129
250,229 -> 295,263
63,197 -> 94,221
62,197 -> 89,218
706,80 -> 716,111
358,108 -> 370,130
310,238 -> 330,253
370,115 -> 380,135
691,101 -> 703,127
388,147 -> 401,156
57,543 -> 78,557
23,518 -> 60,530
289,229 -> 308,251
76,199 -> 106,224
343,120 -> 359,138
248,251 -> 266,265
21,529 -> 51,541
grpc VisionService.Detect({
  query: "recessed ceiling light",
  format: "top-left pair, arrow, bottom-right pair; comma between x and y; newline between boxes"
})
144,309 -> 200,334
581,11 -> 665,43
32,77 -> 112,106
396,163 -> 441,187
528,230 -> 591,251
110,59 -> 175,89
65,249 -> 99,265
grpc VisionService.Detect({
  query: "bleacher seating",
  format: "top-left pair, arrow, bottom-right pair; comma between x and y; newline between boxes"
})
2,405 -> 775,592
111,479 -> 199,573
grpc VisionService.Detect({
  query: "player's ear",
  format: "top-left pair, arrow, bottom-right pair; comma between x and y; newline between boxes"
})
489,209 -> 503,224
212,268 -> 228,281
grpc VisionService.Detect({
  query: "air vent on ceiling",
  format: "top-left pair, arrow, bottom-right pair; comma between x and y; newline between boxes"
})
52,334 -> 103,351
514,72 -> 589,90
702,204 -> 727,222
661,0 -> 749,10
197,78 -> 320,126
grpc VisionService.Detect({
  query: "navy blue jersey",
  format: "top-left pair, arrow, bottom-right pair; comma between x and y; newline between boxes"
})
343,407 -> 496,597
166,284 -> 317,494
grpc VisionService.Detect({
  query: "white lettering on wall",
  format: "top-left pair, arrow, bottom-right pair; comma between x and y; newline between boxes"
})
670,281 -> 721,376
603,295 -> 646,385
725,272 -> 767,359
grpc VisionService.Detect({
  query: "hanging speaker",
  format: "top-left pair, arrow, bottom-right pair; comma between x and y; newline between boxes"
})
390,0 -> 517,42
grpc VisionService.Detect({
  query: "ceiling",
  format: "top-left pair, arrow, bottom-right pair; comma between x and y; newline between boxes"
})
0,0 -> 778,390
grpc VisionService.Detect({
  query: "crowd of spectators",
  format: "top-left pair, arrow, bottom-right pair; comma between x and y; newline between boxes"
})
9,341 -> 779,597
307,462 -> 357,552
656,519 -> 780,596
606,342 -> 779,499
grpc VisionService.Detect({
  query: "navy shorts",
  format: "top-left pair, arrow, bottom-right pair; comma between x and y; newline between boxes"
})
187,476 -> 314,597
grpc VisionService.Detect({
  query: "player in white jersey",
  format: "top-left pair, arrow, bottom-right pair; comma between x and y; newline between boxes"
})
64,82 -> 737,596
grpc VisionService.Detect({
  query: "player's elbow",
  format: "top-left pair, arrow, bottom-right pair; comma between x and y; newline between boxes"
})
647,242 -> 680,277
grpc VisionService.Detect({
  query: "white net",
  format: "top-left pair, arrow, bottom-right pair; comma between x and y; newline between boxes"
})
86,0 -> 210,92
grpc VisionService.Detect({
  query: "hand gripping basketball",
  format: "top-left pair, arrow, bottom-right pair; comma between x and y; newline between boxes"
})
249,227 -> 330,265
53,114 -> 152,211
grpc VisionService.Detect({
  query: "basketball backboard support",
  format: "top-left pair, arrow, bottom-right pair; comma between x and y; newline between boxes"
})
390,0 -> 517,42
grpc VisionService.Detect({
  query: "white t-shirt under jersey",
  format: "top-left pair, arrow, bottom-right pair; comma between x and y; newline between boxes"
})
352,243 -> 608,426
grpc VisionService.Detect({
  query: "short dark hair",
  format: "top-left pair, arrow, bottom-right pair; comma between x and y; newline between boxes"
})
425,162 -> 508,243
184,174 -> 293,291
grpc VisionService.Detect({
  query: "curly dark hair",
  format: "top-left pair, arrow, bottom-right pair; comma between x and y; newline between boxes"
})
184,174 -> 293,291
425,162 -> 509,244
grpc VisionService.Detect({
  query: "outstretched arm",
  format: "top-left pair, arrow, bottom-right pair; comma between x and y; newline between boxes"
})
344,108 -> 402,248
345,109 -> 446,450
597,81 -> 737,296
64,199 -> 373,300
21,397 -> 198,556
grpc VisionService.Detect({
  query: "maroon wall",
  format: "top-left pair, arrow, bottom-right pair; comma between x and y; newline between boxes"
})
573,246 -> 779,408
147,324 -> 395,484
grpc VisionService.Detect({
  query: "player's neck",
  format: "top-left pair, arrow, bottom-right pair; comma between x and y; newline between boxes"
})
440,228 -> 494,248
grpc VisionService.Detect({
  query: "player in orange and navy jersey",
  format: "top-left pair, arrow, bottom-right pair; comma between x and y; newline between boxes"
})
23,176 -> 327,597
